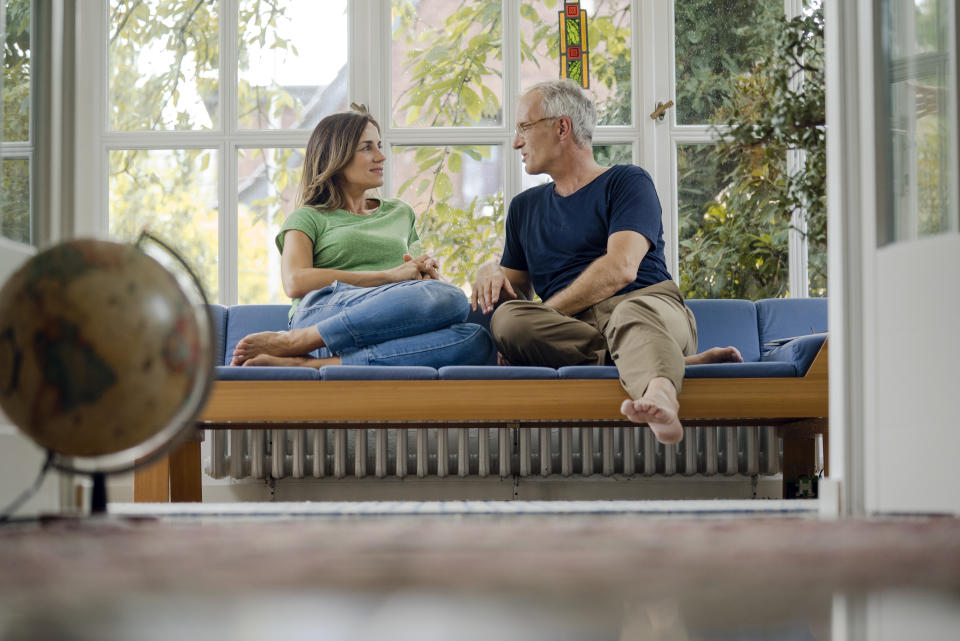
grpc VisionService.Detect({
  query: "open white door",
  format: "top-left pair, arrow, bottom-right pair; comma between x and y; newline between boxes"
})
831,0 -> 960,515
867,0 -> 960,514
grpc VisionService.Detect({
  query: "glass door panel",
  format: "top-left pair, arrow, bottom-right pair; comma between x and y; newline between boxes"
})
882,0 -> 957,243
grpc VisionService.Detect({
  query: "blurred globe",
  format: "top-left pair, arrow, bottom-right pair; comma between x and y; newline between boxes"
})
0,238 -> 210,461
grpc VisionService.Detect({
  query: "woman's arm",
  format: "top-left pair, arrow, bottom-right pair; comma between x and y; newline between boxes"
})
280,230 -> 423,299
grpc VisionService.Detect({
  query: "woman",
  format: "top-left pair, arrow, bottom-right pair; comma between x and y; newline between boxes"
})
231,107 -> 495,368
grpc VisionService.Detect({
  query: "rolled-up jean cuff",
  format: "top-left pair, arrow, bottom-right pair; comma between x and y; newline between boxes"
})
314,314 -> 355,354
339,348 -> 369,366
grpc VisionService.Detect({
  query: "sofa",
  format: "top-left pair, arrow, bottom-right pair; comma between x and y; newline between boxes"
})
134,297 -> 828,502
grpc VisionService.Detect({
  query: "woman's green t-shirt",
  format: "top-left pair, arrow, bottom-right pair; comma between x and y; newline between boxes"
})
275,198 -> 422,317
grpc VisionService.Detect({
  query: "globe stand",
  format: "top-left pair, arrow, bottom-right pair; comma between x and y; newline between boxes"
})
90,473 -> 108,515
0,234 -> 214,522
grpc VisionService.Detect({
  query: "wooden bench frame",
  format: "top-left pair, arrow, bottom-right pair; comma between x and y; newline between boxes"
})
134,342 -> 828,502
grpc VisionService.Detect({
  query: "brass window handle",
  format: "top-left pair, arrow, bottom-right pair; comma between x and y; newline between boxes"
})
649,100 -> 674,121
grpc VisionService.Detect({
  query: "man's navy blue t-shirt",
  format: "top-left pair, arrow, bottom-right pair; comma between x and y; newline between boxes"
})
500,164 -> 672,302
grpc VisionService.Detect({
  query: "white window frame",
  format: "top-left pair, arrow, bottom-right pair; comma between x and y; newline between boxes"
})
72,0 -> 815,304
0,0 -> 35,248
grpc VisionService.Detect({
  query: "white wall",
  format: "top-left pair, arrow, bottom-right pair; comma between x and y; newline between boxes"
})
0,239 -> 62,517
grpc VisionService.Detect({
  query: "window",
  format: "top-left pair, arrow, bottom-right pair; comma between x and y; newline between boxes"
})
670,0 -> 825,298
1,0 -> 33,246
102,0 -> 348,304
881,0 -> 958,244
385,0 -> 635,291
76,0 -> 824,304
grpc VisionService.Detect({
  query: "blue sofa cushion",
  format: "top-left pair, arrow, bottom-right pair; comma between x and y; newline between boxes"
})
320,366 -> 438,381
560,362 -> 799,379
558,365 -> 620,380
208,304 -> 229,367
216,365 -> 320,381
439,366 -> 558,380
464,309 -> 498,365
756,298 -> 828,353
685,362 -> 798,378
761,333 -> 826,376
223,304 -> 290,365
685,299 -> 761,363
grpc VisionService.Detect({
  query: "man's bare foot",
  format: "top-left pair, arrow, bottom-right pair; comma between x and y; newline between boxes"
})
684,345 -> 743,366
230,326 -> 324,365
620,377 -> 683,444
243,354 -> 341,369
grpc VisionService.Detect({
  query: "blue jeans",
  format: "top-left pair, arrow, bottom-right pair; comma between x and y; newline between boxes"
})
290,279 -> 495,367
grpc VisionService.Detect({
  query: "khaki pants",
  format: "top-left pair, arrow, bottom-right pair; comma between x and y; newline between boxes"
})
490,280 -> 698,398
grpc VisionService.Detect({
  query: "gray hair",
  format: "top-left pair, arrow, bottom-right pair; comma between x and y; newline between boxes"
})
524,79 -> 596,147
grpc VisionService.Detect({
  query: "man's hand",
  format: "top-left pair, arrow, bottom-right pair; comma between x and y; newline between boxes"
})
403,253 -> 440,280
471,261 -> 517,314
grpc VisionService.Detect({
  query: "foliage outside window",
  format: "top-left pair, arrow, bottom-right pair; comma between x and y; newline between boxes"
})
108,149 -> 220,299
677,1 -> 826,298
390,0 -> 633,289
2,0 -> 31,244
107,0 -> 347,305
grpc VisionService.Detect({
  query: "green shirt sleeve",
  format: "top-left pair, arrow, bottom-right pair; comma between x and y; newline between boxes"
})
406,209 -> 422,257
276,207 -> 324,255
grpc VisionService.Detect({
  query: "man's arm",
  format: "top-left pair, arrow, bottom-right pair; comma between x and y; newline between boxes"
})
471,261 -> 534,314
541,230 -> 649,316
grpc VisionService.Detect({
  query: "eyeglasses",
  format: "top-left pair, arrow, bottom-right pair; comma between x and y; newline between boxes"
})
515,116 -> 557,138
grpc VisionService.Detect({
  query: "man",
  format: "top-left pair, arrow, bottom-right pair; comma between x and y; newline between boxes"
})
471,79 -> 739,444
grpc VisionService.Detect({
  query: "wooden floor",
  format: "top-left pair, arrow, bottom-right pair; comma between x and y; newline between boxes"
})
2,511 -> 958,639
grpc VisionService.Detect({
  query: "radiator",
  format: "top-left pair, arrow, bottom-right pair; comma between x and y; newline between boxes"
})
207,425 -> 801,480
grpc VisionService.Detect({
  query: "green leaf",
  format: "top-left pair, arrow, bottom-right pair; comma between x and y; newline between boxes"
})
435,173 -> 453,201
461,87 -> 482,122
448,151 -> 462,174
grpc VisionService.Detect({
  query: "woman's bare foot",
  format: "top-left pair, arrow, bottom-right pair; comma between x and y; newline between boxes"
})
620,377 -> 684,444
230,326 -> 324,365
243,354 -> 341,369
684,345 -> 743,366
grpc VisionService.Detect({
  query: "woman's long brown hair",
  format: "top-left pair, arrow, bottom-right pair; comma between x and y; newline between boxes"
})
297,105 -> 382,212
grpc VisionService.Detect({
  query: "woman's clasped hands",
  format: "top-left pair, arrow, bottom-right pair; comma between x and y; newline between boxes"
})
385,253 -> 441,282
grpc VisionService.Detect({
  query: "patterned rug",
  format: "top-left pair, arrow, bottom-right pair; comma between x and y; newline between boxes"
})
3,512 -> 959,598
1,511 -> 959,640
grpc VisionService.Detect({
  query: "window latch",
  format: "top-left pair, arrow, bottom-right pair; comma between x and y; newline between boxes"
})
649,100 -> 674,121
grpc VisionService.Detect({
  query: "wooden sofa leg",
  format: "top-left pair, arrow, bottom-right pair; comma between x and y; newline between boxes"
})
782,437 -> 817,499
134,456 -> 170,503
133,440 -> 203,503
170,440 -> 203,502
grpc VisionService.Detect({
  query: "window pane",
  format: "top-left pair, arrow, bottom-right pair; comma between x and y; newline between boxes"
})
238,0 -> 348,130
109,0 -> 219,131
109,149 -> 219,300
674,0 -> 781,125
3,0 -> 30,142
677,144 -> 788,299
238,148 -> 303,304
882,0 -> 955,242
521,0 -> 632,126
391,145 -> 504,290
593,144 -> 632,166
391,0 -> 503,127
1,158 -> 30,243
808,210 -> 827,297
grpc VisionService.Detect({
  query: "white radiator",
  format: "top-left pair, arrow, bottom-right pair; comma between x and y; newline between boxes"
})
207,425 -> 797,481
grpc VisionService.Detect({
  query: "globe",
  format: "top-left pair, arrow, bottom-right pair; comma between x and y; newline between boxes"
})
0,238 -> 213,471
